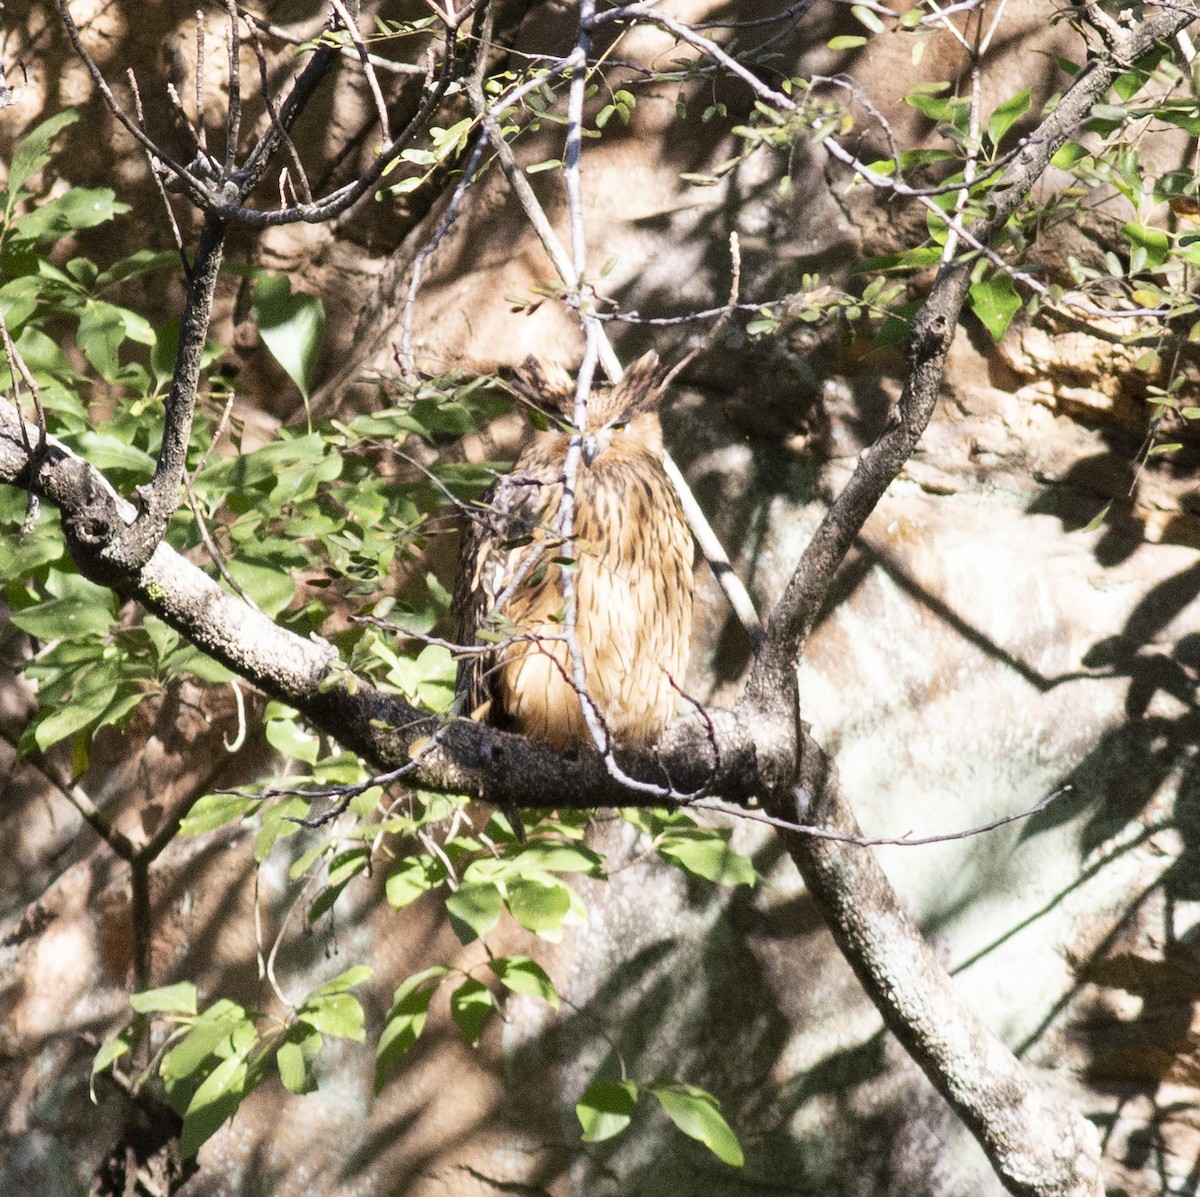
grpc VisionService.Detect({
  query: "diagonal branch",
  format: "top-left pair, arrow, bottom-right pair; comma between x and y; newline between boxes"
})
788,730 -> 1104,1197
741,3 -> 1198,708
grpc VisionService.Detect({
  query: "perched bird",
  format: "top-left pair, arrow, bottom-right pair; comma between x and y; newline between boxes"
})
455,350 -> 694,753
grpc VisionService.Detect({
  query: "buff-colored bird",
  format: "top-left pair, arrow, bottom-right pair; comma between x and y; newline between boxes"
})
455,350 -> 693,752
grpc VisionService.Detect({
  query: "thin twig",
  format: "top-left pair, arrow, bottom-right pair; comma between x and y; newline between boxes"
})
689,784 -> 1074,846
127,70 -> 188,267
194,9 -> 208,154
241,14 -> 313,204
329,0 -> 391,143
223,0 -> 242,173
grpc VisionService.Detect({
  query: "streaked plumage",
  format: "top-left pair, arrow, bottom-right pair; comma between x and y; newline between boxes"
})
455,351 -> 693,751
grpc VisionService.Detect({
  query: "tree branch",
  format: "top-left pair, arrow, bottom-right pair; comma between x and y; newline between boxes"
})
743,3 -> 1197,705
783,730 -> 1104,1197
125,216 -> 225,567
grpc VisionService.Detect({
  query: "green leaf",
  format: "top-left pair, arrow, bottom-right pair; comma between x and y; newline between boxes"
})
180,792 -> 260,836
7,110 -> 79,201
251,274 -> 325,403
505,843 -> 602,875
1112,67 -> 1150,103
73,430 -> 156,478
506,877 -> 572,937
856,246 -> 943,274
657,831 -> 757,888
968,271 -> 1023,342
308,965 -> 373,997
576,1079 -> 638,1142
264,715 -> 320,764
181,1048 -> 251,1157
385,854 -> 444,908
31,683 -> 116,751
92,1032 -> 132,1075
1049,141 -> 1088,169
650,1082 -> 744,1166
9,589 -> 115,640
1122,221 -> 1170,270
828,35 -> 867,50
297,992 -> 366,1041
161,1001 -> 249,1083
130,981 -> 198,1015
449,977 -> 493,1046
276,1040 -> 315,1095
253,796 -> 307,860
489,955 -> 560,1008
90,1029 -> 133,1100
375,966 -> 449,1090
986,87 -> 1031,148
75,301 -> 128,380
849,4 -> 884,31
93,249 -> 179,292
905,93 -> 951,122
13,188 -> 128,243
445,882 -> 503,944
308,848 -> 369,922
223,557 -> 296,617
326,847 -> 370,888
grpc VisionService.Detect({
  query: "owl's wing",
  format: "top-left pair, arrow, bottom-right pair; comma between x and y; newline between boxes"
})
453,470 -> 549,721
453,490 -> 500,720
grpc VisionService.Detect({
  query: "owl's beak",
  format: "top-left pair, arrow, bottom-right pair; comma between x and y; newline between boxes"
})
582,433 -> 600,465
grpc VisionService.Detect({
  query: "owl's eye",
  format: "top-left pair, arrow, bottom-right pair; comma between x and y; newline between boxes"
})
609,422 -> 627,433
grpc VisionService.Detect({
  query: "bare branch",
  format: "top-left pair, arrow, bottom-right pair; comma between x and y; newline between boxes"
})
732,2 -> 1199,706
690,783 -> 1074,847
329,0 -> 391,143
193,9 -> 208,154
121,217 -> 226,567
127,69 -> 188,265
241,14 -> 313,204
223,0 -> 242,173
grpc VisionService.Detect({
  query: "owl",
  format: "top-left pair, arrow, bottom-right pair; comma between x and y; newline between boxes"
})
454,350 -> 694,752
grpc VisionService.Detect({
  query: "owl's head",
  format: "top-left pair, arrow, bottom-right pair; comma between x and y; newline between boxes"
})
504,350 -> 665,464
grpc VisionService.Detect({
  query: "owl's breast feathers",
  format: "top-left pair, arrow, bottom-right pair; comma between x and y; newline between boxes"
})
455,362 -> 693,752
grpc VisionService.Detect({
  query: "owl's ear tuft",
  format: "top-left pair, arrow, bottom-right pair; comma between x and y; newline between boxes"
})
617,349 -> 664,413
501,357 -> 549,400
501,357 -> 574,416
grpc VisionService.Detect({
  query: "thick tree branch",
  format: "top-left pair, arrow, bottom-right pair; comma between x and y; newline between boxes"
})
781,731 -> 1104,1197
125,216 -> 225,567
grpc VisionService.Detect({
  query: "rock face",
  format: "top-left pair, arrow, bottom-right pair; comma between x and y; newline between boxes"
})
3,2 -> 1199,1195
